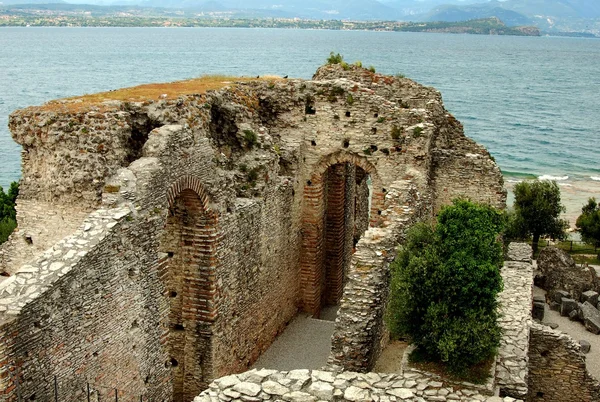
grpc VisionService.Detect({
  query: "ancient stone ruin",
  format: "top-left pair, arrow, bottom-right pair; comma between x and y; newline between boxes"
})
0,64 -> 596,402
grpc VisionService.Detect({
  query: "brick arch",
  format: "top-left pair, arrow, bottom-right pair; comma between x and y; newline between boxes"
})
300,151 -> 385,316
166,175 -> 215,215
160,175 -> 219,400
308,151 -> 385,225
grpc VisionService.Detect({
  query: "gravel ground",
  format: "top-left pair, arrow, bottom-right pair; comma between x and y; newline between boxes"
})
534,286 -> 600,380
251,312 -> 336,371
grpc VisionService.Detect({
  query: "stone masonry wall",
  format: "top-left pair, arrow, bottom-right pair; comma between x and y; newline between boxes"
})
528,322 -> 600,402
430,115 -> 506,213
0,207 -> 172,402
0,201 -> 90,276
495,243 -> 534,400
196,368 -> 521,402
328,181 -> 431,371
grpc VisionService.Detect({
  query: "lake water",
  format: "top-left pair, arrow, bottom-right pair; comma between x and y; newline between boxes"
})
1,27 -> 599,224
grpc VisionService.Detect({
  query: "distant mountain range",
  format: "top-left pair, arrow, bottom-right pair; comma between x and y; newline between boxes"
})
1,0 -> 599,35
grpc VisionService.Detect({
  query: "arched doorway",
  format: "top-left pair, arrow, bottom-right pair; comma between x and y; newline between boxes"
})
160,176 -> 219,401
300,152 -> 383,317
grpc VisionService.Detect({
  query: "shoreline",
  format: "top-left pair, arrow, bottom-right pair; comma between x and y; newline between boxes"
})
505,177 -> 600,231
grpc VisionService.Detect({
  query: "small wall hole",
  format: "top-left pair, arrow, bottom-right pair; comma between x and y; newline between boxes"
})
345,111 -> 351,117
311,140 -> 317,146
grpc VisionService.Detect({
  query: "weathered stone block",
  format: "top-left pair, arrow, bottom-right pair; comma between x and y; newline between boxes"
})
554,290 -> 570,304
560,298 -> 578,317
532,301 -> 545,321
580,301 -> 600,335
549,301 -> 560,312
569,310 -> 580,321
582,290 -> 599,306
580,339 -> 591,354
533,295 -> 546,304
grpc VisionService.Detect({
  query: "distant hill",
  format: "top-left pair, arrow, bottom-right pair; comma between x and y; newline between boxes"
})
423,0 -> 600,34
425,4 -> 532,27
139,0 -> 404,20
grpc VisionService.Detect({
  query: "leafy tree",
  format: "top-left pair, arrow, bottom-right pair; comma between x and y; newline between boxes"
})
509,180 -> 568,253
0,182 -> 19,244
576,198 -> 600,247
387,199 -> 504,374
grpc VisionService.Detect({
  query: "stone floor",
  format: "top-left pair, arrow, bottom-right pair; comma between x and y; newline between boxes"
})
535,285 -> 600,380
251,307 -> 337,371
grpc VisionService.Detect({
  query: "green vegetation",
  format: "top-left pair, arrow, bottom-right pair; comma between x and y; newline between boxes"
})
243,129 -> 258,148
326,52 -> 344,65
368,66 -> 376,73
391,125 -> 403,140
576,198 -> 600,248
0,182 -> 19,245
413,126 -> 424,137
387,199 -> 504,375
346,94 -> 354,105
506,180 -> 569,253
247,167 -> 260,184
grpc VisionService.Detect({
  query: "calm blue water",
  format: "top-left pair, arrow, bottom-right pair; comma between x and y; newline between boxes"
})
1,27 -> 599,218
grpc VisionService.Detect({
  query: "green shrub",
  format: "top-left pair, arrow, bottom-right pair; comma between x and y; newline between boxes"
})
0,218 -> 16,244
0,182 -> 18,245
346,94 -> 354,105
243,129 -> 258,147
377,117 -> 385,123
395,72 -> 406,79
354,61 -> 363,68
413,126 -> 424,137
247,167 -> 260,183
368,65 -> 376,73
391,125 -> 403,140
387,199 -> 504,374
326,52 -> 344,65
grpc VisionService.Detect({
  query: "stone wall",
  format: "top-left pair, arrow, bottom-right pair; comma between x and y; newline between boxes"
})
495,243 -> 534,399
430,116 -> 506,213
0,200 -> 90,276
328,181 -> 431,372
195,368 -> 522,402
528,322 -> 600,402
0,64 -> 505,400
0,207 -> 172,402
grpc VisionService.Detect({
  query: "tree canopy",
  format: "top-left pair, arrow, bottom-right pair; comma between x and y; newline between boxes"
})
509,179 -> 568,253
387,199 -> 504,374
0,182 -> 19,244
576,198 -> 600,247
